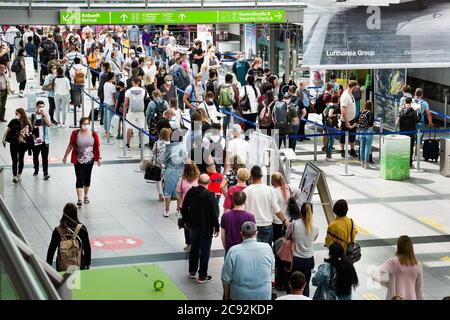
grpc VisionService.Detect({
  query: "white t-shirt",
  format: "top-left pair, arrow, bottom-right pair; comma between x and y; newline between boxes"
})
103,82 -> 116,106
240,85 -> 260,114
226,137 -> 250,164
276,294 -> 312,300
340,89 -> 356,122
244,184 -> 281,227
125,87 -> 146,113
198,102 -> 221,124
291,219 -> 319,259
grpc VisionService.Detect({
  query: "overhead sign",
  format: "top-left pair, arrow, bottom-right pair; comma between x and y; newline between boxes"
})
302,1 -> 450,69
60,9 -> 285,25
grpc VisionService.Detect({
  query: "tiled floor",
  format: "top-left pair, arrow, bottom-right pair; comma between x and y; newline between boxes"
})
1,77 -> 449,300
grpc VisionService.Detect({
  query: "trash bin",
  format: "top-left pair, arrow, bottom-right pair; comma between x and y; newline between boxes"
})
380,135 -> 410,181
440,137 -> 450,177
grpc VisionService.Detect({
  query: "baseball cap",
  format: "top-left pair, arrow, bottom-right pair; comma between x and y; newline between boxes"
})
241,221 -> 257,237
232,124 -> 241,134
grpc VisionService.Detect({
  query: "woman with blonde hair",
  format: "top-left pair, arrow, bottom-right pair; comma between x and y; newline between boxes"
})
197,107 -> 212,128
220,154 -> 246,195
372,235 -> 424,300
143,56 -> 157,79
284,200 -> 319,297
271,172 -> 292,241
223,167 -> 250,212
176,161 -> 201,251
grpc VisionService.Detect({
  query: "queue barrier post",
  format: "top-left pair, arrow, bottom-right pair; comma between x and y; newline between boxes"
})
81,89 -> 85,119
90,93 -> 95,131
69,88 -> 78,128
139,129 -> 144,162
379,118 -> 383,160
313,123 -> 317,162
340,131 -> 354,176
445,92 -> 448,129
416,129 -> 424,173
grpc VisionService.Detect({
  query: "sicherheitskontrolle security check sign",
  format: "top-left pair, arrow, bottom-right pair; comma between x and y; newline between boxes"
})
60,10 -> 285,25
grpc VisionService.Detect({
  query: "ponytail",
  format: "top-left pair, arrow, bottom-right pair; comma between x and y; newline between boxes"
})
301,203 -> 313,235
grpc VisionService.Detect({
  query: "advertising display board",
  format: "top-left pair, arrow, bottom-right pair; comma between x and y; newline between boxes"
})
302,0 -> 450,69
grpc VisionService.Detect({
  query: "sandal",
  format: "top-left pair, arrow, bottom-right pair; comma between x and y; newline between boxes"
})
84,196 -> 90,204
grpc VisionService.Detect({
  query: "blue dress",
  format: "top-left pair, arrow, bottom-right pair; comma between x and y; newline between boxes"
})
163,142 -> 187,198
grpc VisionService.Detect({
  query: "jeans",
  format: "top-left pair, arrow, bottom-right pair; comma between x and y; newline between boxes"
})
359,128 -> 374,162
177,88 -> 185,111
48,96 -> 56,123
145,45 -> 151,57
278,134 -> 287,149
222,106 -> 232,137
257,225 -> 273,245
289,124 -> 300,151
54,94 -> 69,125
103,104 -> 114,133
417,122 -> 424,143
272,223 -> 284,244
288,256 -> 315,297
327,129 -> 335,157
242,113 -> 257,140
10,143 -> 26,177
33,143 -> 49,175
188,228 -> 213,278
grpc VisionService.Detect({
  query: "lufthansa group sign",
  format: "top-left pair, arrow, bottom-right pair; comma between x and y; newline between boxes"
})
302,0 -> 450,69
60,9 -> 285,25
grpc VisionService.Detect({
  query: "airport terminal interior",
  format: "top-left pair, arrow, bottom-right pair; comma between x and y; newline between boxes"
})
0,0 -> 449,302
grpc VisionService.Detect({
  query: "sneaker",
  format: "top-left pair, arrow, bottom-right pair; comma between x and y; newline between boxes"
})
410,164 -> 415,169
18,93 -> 25,98
33,171 -> 38,176
126,144 -> 131,151
349,149 -> 358,157
325,156 -> 335,162
184,245 -> 191,252
189,272 -> 196,279
17,174 -> 22,181
197,275 -> 212,284
364,163 -> 368,169
116,135 -> 123,140
12,176 -> 18,184
361,162 -> 365,168
43,174 -> 50,181
163,211 -> 169,217
340,150 -> 345,158
77,200 -> 82,207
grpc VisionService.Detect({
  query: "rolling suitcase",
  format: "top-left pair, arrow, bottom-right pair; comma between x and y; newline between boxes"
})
423,129 -> 439,162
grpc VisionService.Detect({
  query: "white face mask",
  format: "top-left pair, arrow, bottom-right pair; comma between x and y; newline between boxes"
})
196,80 -> 202,86
166,81 -> 172,85
208,98 -> 214,103
170,116 -> 176,121
81,124 -> 89,130
36,114 -> 42,119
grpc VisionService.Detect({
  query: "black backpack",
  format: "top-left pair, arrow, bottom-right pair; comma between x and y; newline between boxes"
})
148,100 -> 166,136
314,92 -> 328,115
41,40 -> 56,60
399,107 -> 418,131
206,80 -> 215,94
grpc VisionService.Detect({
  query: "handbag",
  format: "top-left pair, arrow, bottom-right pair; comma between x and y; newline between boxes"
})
239,86 -> 251,113
144,164 -> 162,181
276,222 -> 295,272
327,219 -> 361,263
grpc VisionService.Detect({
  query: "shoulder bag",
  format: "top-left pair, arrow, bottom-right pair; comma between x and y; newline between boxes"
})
327,219 -> 361,263
145,143 -> 162,182
276,221 -> 295,272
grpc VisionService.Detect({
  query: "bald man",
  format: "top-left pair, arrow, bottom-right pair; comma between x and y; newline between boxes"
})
181,173 -> 220,283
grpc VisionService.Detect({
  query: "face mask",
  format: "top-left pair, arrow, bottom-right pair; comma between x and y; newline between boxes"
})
196,80 -> 202,86
239,57 -> 244,61
166,81 -> 172,85
208,99 -> 214,103
170,116 -> 176,121
15,115 -> 20,120
36,114 -> 42,120
82,124 -> 89,130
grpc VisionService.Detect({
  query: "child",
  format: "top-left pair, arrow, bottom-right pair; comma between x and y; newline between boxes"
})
207,163 -> 223,206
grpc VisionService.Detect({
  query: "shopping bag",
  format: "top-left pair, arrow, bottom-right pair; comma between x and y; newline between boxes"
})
110,114 -> 120,135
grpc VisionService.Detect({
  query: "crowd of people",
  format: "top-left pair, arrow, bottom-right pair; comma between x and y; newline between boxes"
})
0,25 -> 438,301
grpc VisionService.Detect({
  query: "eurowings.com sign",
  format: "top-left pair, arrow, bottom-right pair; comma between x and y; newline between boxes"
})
302,0 -> 450,69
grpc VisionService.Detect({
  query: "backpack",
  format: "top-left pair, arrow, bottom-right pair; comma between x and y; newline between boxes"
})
301,89 -> 310,108
171,65 -> 189,89
412,98 -> 426,124
41,40 -> 56,59
208,136 -> 224,165
57,224 -> 83,271
188,83 -> 206,106
11,58 -> 21,73
323,105 -> 338,128
148,100 -> 166,136
239,86 -> 253,112
399,107 -> 418,131
74,67 -> 85,86
357,111 -> 370,129
259,100 -> 274,127
128,88 -> 145,113
218,85 -> 233,107
314,92 -> 328,115
206,79 -> 215,94
272,101 -> 288,129
352,86 -> 362,100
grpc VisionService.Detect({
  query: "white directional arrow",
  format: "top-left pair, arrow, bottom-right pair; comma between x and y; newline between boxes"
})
275,12 -> 282,20
120,14 -> 128,22
178,13 -> 186,22
125,238 -> 136,245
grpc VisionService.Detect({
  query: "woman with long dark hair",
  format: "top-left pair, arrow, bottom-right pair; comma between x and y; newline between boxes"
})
46,203 -> 91,271
14,48 -> 27,97
2,108 -> 32,183
312,242 -> 359,300
239,74 -> 260,140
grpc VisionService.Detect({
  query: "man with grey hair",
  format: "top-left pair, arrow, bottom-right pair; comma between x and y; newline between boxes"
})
221,221 -> 274,300
224,124 -> 249,172
181,173 -> 220,284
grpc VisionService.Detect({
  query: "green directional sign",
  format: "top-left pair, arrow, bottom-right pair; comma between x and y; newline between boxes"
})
60,9 -> 285,25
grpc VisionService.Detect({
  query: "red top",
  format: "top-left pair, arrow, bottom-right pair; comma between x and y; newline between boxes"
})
208,172 -> 223,195
223,185 -> 246,210
69,129 -> 101,164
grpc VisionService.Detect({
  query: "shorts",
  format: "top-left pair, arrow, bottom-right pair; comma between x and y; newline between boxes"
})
339,119 -> 356,144
126,112 -> 145,130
